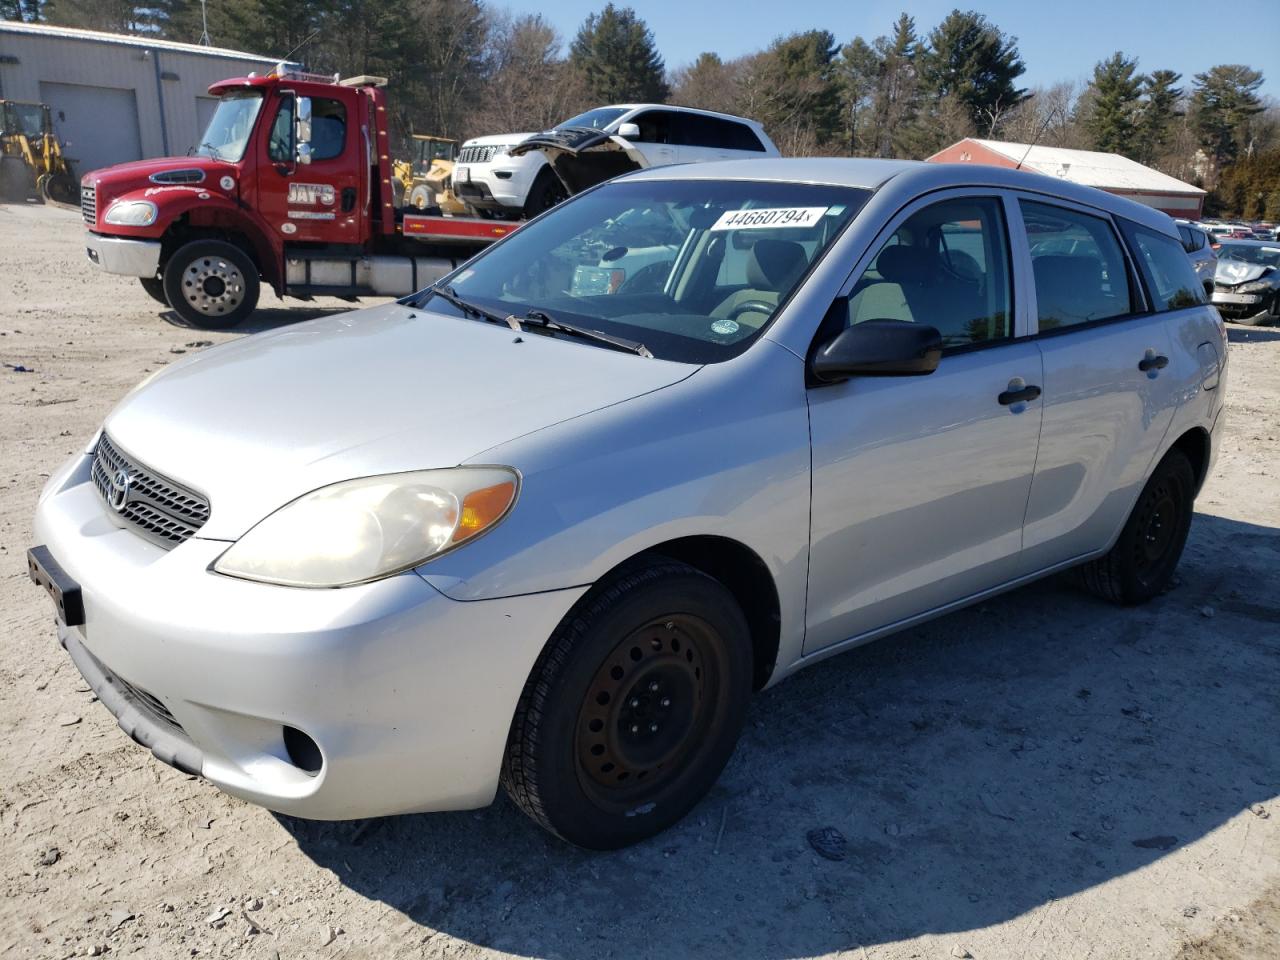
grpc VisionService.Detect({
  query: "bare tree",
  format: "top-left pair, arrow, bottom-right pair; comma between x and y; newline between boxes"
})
472,13 -> 589,136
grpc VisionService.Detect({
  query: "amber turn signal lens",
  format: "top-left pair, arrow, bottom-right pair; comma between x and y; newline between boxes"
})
452,480 -> 517,544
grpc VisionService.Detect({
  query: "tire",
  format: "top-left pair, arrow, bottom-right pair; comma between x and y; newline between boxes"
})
521,169 -> 569,220
501,559 -> 753,849
1074,448 -> 1196,605
139,276 -> 169,306
408,184 -> 434,210
162,239 -> 259,329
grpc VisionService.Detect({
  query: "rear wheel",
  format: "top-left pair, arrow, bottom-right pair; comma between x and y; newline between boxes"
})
1074,448 -> 1195,605
162,239 -> 259,329
409,184 -> 434,210
139,276 -> 169,306
522,169 -> 569,219
501,560 -> 753,849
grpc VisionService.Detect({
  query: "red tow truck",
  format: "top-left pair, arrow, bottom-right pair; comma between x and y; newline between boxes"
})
79,67 -> 517,328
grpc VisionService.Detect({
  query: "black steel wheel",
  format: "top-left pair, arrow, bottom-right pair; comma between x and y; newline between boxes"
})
162,239 -> 259,329
502,560 -> 752,849
1074,447 -> 1195,605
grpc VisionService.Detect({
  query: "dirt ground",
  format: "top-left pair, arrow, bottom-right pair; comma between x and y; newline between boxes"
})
1,200 -> 1277,960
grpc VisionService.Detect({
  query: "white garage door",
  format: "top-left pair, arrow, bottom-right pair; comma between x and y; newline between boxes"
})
40,81 -> 143,175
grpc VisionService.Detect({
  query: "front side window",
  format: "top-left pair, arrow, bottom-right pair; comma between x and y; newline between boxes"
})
1121,222 -> 1207,311
1021,201 -> 1135,331
196,91 -> 263,162
432,180 -> 869,363
629,110 -> 674,144
844,197 -> 1013,348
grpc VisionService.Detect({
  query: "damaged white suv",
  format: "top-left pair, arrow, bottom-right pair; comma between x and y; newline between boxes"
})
455,105 -> 779,219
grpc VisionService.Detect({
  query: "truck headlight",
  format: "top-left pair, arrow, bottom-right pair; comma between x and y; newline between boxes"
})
213,467 -> 519,588
103,200 -> 158,226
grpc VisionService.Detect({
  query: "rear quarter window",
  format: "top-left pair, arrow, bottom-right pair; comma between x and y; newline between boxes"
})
1120,221 -> 1208,311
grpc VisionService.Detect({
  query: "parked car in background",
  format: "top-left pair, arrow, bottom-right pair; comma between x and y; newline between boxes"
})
1210,239 -> 1280,325
457,104 -> 779,220
30,159 -> 1224,849
1175,219 -> 1217,290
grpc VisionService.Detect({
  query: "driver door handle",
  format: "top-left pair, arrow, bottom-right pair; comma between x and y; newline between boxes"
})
1138,353 -> 1169,372
998,384 -> 1041,405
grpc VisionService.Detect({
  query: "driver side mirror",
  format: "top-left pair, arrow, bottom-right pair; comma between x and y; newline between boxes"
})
616,122 -> 641,140
811,316 -> 942,382
295,96 -> 313,165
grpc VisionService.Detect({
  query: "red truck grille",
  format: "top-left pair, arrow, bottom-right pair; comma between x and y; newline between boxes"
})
80,183 -> 96,224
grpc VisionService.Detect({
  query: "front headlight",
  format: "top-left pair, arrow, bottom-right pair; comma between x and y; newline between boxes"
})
103,200 -> 158,226
213,467 -> 519,588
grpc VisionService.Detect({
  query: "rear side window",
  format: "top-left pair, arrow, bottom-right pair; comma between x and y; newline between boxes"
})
672,113 -> 766,152
845,196 -> 1013,348
1021,201 -> 1135,331
1121,222 -> 1208,310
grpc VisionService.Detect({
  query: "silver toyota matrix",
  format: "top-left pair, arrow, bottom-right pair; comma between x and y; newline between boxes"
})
30,159 -> 1227,849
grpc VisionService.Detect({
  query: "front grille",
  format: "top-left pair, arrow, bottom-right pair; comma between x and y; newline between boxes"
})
458,145 -> 497,164
91,433 -> 210,547
81,183 -> 96,224
113,672 -> 184,732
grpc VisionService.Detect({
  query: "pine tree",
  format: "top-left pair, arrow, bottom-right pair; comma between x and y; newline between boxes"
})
1084,52 -> 1144,155
569,4 -> 669,104
1136,69 -> 1183,165
1192,64 -> 1265,170
919,10 -> 1026,134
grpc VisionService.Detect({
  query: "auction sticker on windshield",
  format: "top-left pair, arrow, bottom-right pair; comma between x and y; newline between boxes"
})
710,207 -> 829,231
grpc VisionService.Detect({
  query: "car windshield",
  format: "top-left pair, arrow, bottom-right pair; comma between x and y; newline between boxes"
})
196,91 -> 263,161
4,102 -> 46,138
429,179 -> 870,363
1217,243 -> 1280,267
558,107 -> 629,131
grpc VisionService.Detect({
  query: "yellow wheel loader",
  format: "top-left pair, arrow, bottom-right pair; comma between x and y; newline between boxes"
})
394,134 -> 466,214
1,100 -> 77,205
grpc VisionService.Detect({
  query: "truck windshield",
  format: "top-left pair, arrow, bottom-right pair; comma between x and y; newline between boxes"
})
4,102 -> 47,138
431,179 -> 870,364
196,92 -> 263,162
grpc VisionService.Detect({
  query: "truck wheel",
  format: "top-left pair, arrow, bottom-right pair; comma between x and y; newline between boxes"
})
501,559 -> 753,849
1073,448 -> 1195,605
522,169 -> 569,219
162,239 -> 259,329
409,184 -> 434,210
139,276 -> 169,306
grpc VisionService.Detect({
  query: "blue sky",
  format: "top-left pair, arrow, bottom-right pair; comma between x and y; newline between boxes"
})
503,0 -> 1280,97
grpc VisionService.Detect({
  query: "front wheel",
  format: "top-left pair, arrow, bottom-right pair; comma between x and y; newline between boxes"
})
162,239 -> 259,329
502,560 -> 753,849
522,169 -> 569,219
1074,448 -> 1195,605
139,276 -> 169,306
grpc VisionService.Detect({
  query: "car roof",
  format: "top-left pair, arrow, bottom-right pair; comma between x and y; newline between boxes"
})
1217,238 -> 1280,247
601,103 -> 766,129
621,157 -> 1178,235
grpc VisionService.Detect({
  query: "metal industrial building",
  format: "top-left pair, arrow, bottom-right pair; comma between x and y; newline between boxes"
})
928,138 -> 1206,218
0,22 -> 286,176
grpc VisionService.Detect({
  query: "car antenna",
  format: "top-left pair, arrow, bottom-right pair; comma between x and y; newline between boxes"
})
280,30 -> 321,68
1015,102 -> 1064,171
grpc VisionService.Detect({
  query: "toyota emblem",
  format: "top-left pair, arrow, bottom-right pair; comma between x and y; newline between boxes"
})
108,468 -> 133,513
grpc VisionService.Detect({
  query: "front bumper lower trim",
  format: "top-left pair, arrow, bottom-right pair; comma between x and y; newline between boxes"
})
84,232 -> 162,278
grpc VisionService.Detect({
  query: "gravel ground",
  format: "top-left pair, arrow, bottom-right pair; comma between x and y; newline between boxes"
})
1,200 -> 1278,960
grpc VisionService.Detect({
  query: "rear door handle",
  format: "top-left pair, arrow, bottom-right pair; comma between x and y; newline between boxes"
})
998,384 -> 1041,405
1139,353 -> 1169,372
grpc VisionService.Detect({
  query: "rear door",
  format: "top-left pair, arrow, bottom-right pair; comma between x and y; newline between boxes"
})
1015,197 -> 1182,574
805,191 -> 1044,653
255,88 -> 364,245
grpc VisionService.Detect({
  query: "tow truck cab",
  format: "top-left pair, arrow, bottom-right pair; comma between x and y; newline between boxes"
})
80,67 -> 515,328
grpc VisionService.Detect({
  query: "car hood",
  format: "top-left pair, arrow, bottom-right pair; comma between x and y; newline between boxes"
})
1215,260 -> 1274,285
102,302 -> 696,539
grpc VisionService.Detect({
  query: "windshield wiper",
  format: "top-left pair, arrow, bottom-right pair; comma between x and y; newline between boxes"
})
426,284 -> 515,327
520,309 -> 653,358
198,141 -> 226,161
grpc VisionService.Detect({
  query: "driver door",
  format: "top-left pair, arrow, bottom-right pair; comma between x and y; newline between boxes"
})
255,90 -> 364,245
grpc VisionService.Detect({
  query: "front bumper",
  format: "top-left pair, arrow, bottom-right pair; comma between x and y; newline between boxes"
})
453,168 -> 526,210
32,453 -> 586,819
85,232 -> 162,278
